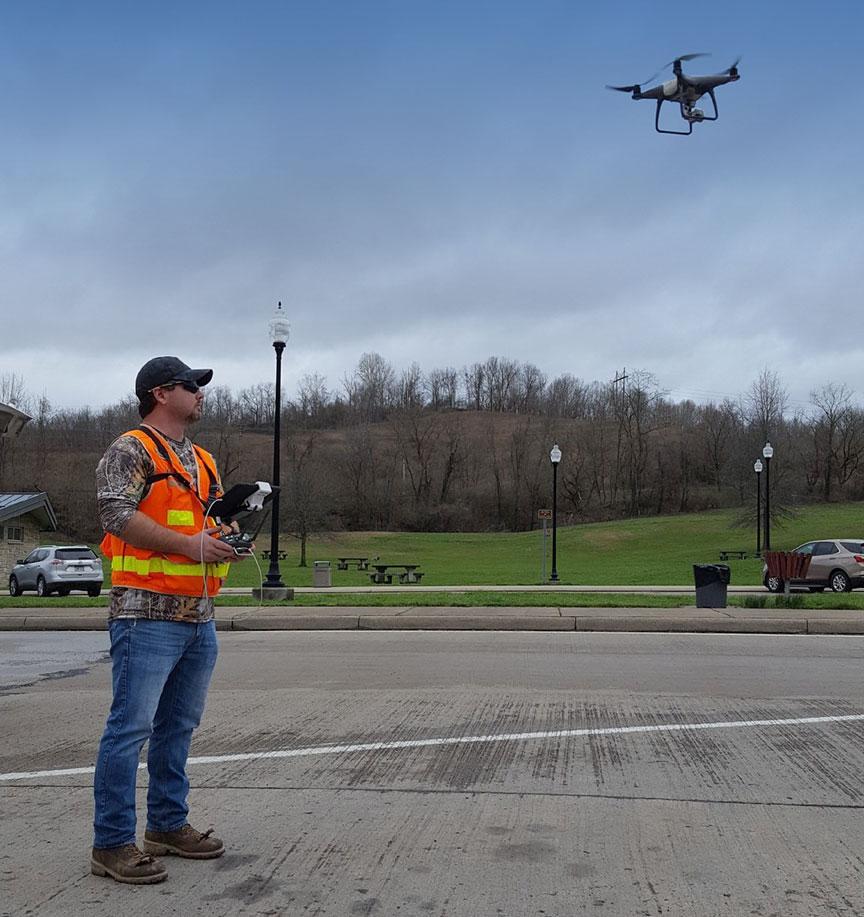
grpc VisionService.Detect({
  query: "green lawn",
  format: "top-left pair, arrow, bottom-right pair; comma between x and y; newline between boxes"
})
228,503 -> 864,589
7,503 -> 864,604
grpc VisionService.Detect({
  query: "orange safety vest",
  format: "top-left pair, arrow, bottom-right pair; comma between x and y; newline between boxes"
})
100,427 -> 230,596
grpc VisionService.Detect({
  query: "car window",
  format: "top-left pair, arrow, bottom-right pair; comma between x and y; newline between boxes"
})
840,542 -> 864,553
55,548 -> 97,560
813,542 -> 838,556
23,550 -> 41,564
795,543 -> 815,555
36,549 -> 50,562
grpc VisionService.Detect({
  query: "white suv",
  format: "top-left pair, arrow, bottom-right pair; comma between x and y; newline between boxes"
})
9,545 -> 103,597
763,539 -> 864,593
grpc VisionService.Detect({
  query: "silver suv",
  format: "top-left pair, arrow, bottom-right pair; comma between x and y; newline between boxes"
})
763,539 -> 864,593
9,545 -> 103,597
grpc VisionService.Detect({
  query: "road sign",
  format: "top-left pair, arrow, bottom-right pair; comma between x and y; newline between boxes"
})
537,508 -> 552,519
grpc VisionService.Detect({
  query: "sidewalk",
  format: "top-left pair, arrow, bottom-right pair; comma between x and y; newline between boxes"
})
2,603 -> 863,634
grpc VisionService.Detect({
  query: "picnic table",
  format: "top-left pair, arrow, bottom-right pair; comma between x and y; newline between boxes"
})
337,556 -> 378,571
260,549 -> 287,560
718,550 -> 747,561
368,564 -> 424,584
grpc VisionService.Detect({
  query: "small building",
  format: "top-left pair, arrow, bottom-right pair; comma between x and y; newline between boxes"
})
0,401 -> 31,437
0,493 -> 58,578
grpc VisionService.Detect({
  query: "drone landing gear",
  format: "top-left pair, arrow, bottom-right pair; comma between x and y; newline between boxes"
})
654,90 -> 720,135
655,99 -> 692,134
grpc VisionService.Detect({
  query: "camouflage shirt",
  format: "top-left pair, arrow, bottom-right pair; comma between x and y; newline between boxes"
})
96,425 -> 220,623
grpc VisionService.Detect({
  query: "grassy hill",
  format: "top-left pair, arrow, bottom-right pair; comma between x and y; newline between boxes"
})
224,503 -> 864,589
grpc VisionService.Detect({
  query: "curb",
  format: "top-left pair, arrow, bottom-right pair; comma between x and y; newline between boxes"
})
573,616 -> 808,634
2,614 -> 864,635
357,615 -> 576,631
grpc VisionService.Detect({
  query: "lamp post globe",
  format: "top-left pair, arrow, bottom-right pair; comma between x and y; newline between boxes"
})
754,459 -> 763,556
762,442 -> 773,552
549,444 -> 562,583
263,302 -> 290,591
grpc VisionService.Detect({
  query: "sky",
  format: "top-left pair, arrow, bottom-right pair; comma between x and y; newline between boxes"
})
2,0 -> 863,415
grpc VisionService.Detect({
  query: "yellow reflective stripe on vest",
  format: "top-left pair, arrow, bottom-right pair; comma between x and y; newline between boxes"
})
111,556 -> 230,578
166,510 -> 196,527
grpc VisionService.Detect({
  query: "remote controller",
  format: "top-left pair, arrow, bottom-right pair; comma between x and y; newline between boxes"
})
219,532 -> 254,555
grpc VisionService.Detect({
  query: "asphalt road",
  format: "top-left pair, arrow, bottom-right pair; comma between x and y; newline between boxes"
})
2,630 -> 864,916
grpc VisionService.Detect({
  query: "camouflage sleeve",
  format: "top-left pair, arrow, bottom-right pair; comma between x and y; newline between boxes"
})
96,435 -> 154,536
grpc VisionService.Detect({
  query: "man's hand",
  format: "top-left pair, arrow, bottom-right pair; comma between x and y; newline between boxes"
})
117,512 -> 240,563
194,527 -> 242,563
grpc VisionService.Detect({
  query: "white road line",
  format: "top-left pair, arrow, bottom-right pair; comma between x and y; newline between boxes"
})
2,712 -> 863,783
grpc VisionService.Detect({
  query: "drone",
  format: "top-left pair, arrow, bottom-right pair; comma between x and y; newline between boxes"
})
606,53 -> 740,135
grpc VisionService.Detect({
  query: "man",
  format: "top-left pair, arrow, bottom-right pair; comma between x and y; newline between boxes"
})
91,356 -> 242,885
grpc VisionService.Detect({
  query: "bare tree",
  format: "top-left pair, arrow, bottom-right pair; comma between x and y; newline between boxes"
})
743,369 -> 788,441
282,432 -> 330,566
697,399 -> 740,493
0,373 -> 31,412
344,353 -> 396,422
238,383 -> 276,428
809,383 -> 855,500
426,366 -> 461,410
544,373 -> 588,418
397,363 -> 425,411
517,363 -> 546,414
296,373 -> 331,425
463,362 -> 485,411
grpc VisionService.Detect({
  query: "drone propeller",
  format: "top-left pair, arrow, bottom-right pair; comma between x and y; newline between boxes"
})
606,52 -> 723,95
718,56 -> 742,76
605,65 -> 667,93
664,52 -> 711,68
607,53 -> 711,91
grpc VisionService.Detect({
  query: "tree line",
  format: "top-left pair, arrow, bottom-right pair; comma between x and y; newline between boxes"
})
2,361 -> 864,561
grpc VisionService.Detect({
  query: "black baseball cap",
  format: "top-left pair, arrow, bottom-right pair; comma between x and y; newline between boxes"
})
135,356 -> 213,400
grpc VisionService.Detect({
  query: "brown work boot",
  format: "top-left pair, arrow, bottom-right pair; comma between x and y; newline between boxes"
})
90,844 -> 168,884
143,823 -> 225,859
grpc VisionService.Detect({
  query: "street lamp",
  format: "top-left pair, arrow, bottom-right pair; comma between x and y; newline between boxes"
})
754,459 -> 763,556
262,301 -> 290,591
762,442 -> 774,552
549,443 -> 562,583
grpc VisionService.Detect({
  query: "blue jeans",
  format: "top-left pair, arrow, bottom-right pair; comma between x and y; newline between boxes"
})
93,619 -> 218,849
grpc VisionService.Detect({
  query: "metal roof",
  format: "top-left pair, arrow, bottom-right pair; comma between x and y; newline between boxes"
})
0,493 -> 58,530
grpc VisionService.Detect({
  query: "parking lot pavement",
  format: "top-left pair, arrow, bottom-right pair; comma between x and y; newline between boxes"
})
2,631 -> 864,916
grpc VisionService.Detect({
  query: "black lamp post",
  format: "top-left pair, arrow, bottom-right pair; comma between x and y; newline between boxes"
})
549,443 -> 562,583
263,302 -> 290,590
754,459 -> 763,556
762,442 -> 773,552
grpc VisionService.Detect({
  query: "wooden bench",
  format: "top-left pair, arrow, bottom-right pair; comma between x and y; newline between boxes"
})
261,549 -> 287,561
718,550 -> 747,561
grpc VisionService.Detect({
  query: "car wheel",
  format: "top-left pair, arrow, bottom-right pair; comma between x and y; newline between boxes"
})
36,576 -> 50,598
87,586 -> 102,597
766,576 -> 784,593
9,575 -> 22,597
829,570 -> 851,593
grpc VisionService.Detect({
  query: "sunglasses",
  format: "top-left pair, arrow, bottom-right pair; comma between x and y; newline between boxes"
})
149,380 -> 200,394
